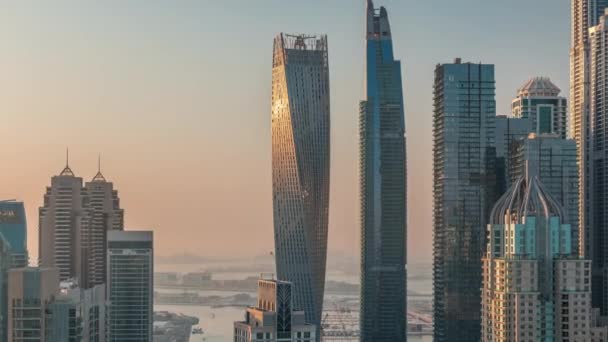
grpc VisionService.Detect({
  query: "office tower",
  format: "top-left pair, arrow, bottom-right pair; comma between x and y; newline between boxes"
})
495,116 -> 531,196
234,278 -> 316,342
482,174 -> 592,341
85,160 -> 124,288
571,0 -> 608,314
0,201 -> 28,268
509,134 -> 579,251
433,59 -> 497,342
39,159 -> 91,284
511,77 -> 567,138
7,267 -> 60,342
49,280 -> 107,342
271,32 -> 330,334
0,236 -> 11,341
359,1 -> 407,341
107,230 -> 153,342
588,7 -> 608,315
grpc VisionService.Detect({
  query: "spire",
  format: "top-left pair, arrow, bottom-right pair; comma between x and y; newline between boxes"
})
59,148 -> 75,177
92,153 -> 106,182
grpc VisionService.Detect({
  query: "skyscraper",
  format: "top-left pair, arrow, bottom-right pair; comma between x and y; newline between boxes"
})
271,32 -> 330,334
107,230 -> 153,342
512,77 -> 567,138
234,278 -> 317,342
359,1 -> 407,341
85,159 -> 124,288
0,200 -> 28,268
433,59 -> 497,342
39,159 -> 91,284
571,0 -> 608,314
509,134 -> 579,251
482,175 -> 592,341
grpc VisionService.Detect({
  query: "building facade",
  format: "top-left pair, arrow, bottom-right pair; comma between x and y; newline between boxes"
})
85,165 -> 124,288
511,77 -> 567,138
495,116 -> 531,196
509,134 -> 579,251
107,230 -> 153,342
359,1 -> 407,341
0,201 -> 28,268
432,59 -> 497,341
7,267 -> 60,342
234,279 -> 316,342
0,235 -> 12,341
482,175 -> 592,341
271,32 -> 330,333
571,0 -> 608,314
39,162 -> 91,284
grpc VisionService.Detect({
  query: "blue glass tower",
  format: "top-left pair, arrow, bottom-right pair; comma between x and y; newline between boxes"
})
0,200 -> 27,268
359,1 -> 407,341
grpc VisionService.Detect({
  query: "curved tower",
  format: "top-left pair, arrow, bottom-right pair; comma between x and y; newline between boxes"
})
360,1 -> 407,341
271,33 -> 330,335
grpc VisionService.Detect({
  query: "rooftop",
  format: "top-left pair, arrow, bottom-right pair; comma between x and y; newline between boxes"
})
517,77 -> 561,97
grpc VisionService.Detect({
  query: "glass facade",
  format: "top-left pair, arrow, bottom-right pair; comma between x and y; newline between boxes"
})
107,231 -> 153,342
0,201 -> 28,268
359,1 -> 407,341
271,32 -> 330,336
433,60 -> 496,342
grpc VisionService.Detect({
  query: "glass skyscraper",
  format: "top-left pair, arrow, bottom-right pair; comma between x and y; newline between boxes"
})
0,200 -> 28,268
359,1 -> 407,341
271,32 -> 330,337
433,59 -> 497,342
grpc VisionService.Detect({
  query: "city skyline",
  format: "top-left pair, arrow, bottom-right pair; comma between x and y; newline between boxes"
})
0,0 -> 569,263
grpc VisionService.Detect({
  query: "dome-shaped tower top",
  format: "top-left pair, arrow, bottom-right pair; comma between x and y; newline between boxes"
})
490,175 -> 566,225
517,77 -> 561,97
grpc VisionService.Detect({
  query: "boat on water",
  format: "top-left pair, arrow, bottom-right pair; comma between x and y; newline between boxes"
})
192,327 -> 204,334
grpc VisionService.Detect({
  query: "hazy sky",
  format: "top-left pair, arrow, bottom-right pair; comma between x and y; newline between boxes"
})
0,1 -> 569,262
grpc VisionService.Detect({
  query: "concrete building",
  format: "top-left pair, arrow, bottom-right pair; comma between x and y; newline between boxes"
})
38,159 -> 91,284
7,267 -> 60,342
0,201 -> 28,268
509,134 -> 579,253
84,160 -> 124,288
107,230 -> 153,342
432,59 -> 497,342
482,175 -> 592,341
359,1 -> 407,341
234,279 -> 316,342
271,32 -> 330,335
512,77 -> 567,138
571,0 -> 608,315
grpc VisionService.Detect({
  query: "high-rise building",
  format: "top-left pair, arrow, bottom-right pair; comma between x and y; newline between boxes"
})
7,267 -> 60,342
0,235 -> 12,341
0,200 -> 28,268
107,230 -> 153,342
85,160 -> 124,288
432,59 -> 497,342
511,77 -> 567,138
509,134 -> 579,251
39,160 -> 91,284
234,278 -> 316,342
571,0 -> 608,314
495,115 -> 531,196
359,1 -> 407,341
271,32 -> 330,334
482,174 -> 592,341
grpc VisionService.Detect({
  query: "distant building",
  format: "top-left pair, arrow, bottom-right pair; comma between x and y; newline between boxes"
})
7,267 -> 60,342
182,272 -> 212,287
433,59 -> 497,342
39,159 -> 91,284
0,235 -> 12,341
271,32 -> 330,335
482,174 -> 592,341
511,77 -> 567,138
107,230 -> 153,342
0,200 -> 28,268
234,279 -> 316,342
84,161 -> 124,288
495,115 -> 531,196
